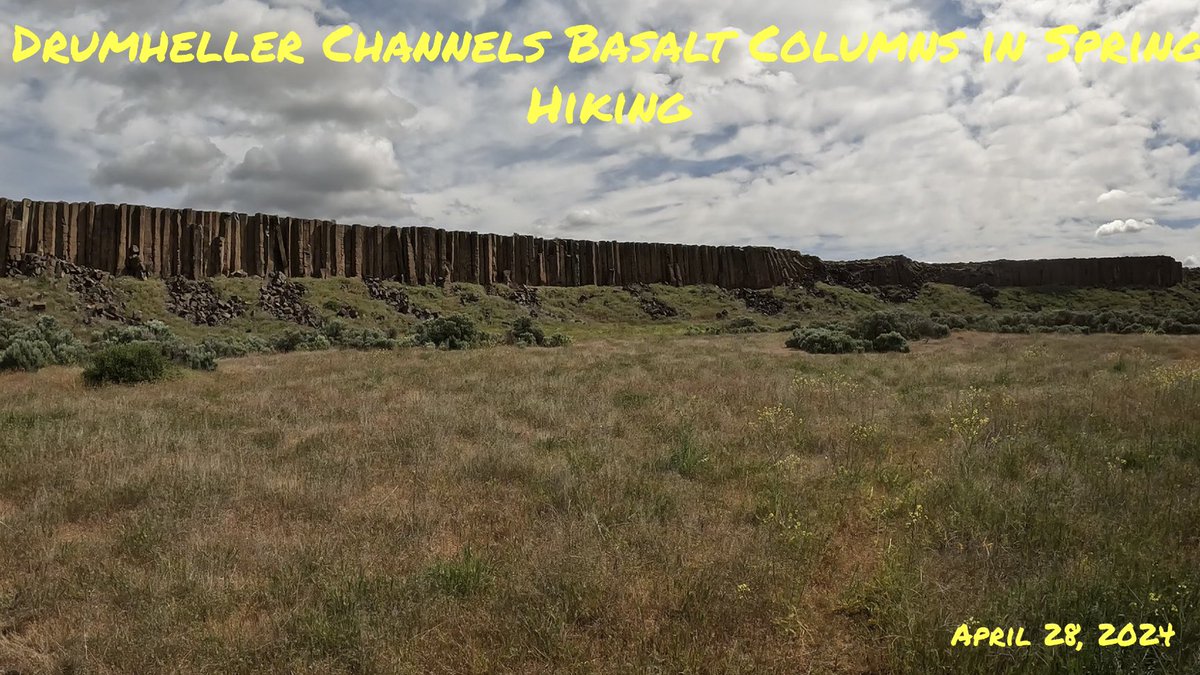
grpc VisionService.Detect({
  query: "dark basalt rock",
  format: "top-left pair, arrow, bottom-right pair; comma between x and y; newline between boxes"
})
733,288 -> 785,315
0,198 -> 1187,291
167,277 -> 248,326
625,284 -> 678,320
4,253 -> 130,323
259,272 -> 322,327
364,277 -> 439,320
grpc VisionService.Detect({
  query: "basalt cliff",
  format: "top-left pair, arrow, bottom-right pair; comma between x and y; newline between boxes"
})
1,197 -> 1186,290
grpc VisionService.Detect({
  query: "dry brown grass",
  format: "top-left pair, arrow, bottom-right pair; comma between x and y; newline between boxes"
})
1,332 -> 1198,673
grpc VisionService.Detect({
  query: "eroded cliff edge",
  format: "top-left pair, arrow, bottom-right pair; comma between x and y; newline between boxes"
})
1,197 -> 1185,289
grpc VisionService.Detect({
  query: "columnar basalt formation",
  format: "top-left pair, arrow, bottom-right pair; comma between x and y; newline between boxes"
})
0,197 -> 1186,289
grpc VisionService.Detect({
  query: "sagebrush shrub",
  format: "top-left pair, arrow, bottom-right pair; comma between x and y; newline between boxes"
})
507,316 -> 545,347
415,315 -> 479,350
1,339 -> 52,371
873,331 -> 910,353
272,330 -> 332,353
200,336 -> 272,358
786,328 -> 866,354
321,320 -> 397,350
855,311 -> 950,342
0,316 -> 85,372
83,343 -> 171,386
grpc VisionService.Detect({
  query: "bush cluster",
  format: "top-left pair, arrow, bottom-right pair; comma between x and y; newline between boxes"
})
505,317 -> 572,347
83,342 -> 172,386
271,329 -> 332,353
785,328 -> 866,354
872,331 -> 911,353
855,311 -> 951,342
414,315 -> 480,350
320,320 -> 398,351
199,335 -> 273,358
960,308 -> 1200,336
971,283 -> 1001,306
785,309 -> 935,354
0,316 -> 86,372
686,317 -> 774,336
96,320 -> 216,372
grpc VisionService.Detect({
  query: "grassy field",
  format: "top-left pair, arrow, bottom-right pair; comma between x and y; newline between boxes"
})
1,331 -> 1198,673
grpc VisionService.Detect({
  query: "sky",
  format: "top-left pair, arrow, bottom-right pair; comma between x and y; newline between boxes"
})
0,0 -> 1197,266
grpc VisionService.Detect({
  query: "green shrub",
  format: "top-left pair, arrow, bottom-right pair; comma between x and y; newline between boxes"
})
414,315 -> 479,350
83,343 -> 171,386
503,317 -> 571,348
0,317 -> 85,372
96,320 -> 175,345
786,328 -> 866,354
971,283 -> 1000,305
855,311 -> 901,341
723,317 -> 770,334
855,311 -> 950,341
321,320 -> 397,351
506,316 -> 545,347
1,339 -> 52,371
272,330 -> 332,353
872,331 -> 910,353
200,336 -> 273,358
96,320 -> 219,371
175,344 -> 217,372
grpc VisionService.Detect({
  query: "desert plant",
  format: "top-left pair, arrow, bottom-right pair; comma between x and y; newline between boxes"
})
96,320 -> 175,345
414,315 -> 479,350
1,339 -> 52,372
83,343 -> 171,386
872,331 -> 910,353
971,283 -> 1000,306
200,336 -> 273,358
272,330 -> 332,353
173,344 -> 218,371
723,317 -> 770,334
0,316 -> 86,372
507,316 -> 545,347
786,328 -> 866,354
321,320 -> 397,351
855,311 -> 950,342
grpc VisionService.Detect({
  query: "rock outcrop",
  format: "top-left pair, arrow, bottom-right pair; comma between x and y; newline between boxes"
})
259,273 -> 322,327
0,198 -> 1186,290
166,278 -> 248,326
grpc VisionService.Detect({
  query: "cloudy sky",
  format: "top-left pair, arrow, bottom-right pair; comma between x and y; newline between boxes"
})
0,0 -> 1197,266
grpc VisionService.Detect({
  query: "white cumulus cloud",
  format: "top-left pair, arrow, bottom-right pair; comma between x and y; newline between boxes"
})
1094,219 -> 1157,238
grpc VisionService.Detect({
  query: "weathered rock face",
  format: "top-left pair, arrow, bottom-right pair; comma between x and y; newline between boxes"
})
625,284 -> 679,319
4,251 -> 129,323
364,278 -> 439,320
732,288 -> 785,315
167,278 -> 248,326
927,258 -> 1185,288
259,273 -> 322,327
0,197 -> 1187,290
